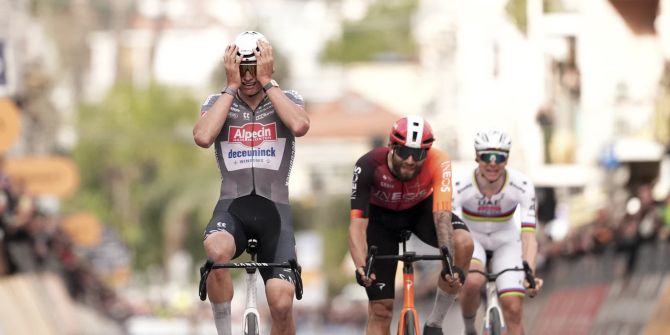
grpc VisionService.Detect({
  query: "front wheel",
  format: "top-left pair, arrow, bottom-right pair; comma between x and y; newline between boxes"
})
244,313 -> 259,335
488,308 -> 502,335
403,312 -> 417,335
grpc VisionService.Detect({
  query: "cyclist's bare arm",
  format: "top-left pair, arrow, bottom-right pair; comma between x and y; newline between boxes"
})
519,178 -> 542,294
270,96 -> 309,136
193,45 -> 241,148
349,216 -> 375,286
521,232 -> 543,295
521,232 -> 538,273
254,41 -> 309,137
265,90 -> 309,137
193,94 -> 236,147
433,210 -> 455,261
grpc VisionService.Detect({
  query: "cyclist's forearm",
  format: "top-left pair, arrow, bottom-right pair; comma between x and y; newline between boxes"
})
348,218 -> 369,268
193,96 -> 233,147
269,93 -> 310,137
521,232 -> 538,272
433,211 -> 455,256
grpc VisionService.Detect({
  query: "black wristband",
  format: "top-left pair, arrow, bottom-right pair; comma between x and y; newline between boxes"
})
221,86 -> 237,96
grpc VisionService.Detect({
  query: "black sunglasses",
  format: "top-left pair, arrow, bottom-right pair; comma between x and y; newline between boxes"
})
478,152 -> 508,164
239,64 -> 256,76
394,145 -> 428,161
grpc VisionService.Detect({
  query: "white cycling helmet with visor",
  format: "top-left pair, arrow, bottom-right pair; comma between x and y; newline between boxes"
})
234,31 -> 269,64
474,129 -> 512,152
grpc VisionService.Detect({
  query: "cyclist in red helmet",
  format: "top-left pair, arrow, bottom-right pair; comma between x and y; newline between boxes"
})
349,116 -> 474,335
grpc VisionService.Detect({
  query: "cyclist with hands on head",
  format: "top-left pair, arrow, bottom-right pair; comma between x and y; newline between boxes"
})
452,130 -> 543,335
348,116 -> 474,335
193,31 -> 309,335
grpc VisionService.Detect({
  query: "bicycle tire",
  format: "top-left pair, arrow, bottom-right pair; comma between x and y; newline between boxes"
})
489,308 -> 502,335
244,314 -> 259,335
403,313 -> 416,335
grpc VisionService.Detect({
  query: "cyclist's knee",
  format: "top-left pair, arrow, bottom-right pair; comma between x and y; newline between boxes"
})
369,300 -> 393,321
463,264 -> 485,290
268,297 -> 293,319
454,230 -> 474,256
462,275 -> 483,293
204,232 -> 236,262
501,298 -> 523,323
267,280 -> 295,318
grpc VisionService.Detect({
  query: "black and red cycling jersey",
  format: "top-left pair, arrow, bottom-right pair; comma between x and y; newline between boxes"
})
350,147 -> 453,218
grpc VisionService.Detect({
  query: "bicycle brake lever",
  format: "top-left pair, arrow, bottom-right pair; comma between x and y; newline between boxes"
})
365,246 -> 378,278
440,247 -> 454,278
288,258 -> 303,300
198,259 -> 214,301
522,261 -> 536,290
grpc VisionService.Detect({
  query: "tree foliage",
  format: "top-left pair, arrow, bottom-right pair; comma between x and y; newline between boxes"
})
66,83 -> 219,269
506,0 -> 528,34
321,0 -> 419,64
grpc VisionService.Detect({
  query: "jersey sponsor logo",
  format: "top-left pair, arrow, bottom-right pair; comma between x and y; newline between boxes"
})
221,138 -> 286,171
510,181 -> 526,193
373,189 -> 428,202
351,165 -> 362,199
475,195 -> 503,213
440,161 -> 452,193
456,182 -> 473,194
376,282 -> 386,291
227,147 -> 276,158
229,122 -> 277,147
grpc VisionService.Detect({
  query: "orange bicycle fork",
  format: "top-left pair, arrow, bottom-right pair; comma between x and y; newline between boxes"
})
397,261 -> 420,335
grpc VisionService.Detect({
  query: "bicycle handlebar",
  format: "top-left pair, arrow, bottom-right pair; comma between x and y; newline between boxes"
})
198,258 -> 304,301
363,245 -> 454,278
468,261 -> 536,290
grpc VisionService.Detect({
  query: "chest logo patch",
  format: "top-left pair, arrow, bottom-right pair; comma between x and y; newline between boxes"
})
229,122 -> 277,147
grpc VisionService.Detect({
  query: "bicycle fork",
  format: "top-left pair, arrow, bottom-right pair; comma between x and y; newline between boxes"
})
482,281 -> 505,335
397,262 -> 420,335
243,266 -> 260,335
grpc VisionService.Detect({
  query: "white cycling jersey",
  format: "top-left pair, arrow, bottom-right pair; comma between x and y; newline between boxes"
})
452,167 -> 537,297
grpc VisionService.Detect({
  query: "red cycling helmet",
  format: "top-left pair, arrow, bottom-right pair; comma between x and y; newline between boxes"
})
389,116 -> 435,149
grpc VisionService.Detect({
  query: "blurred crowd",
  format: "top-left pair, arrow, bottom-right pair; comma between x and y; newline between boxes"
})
0,156 -> 131,324
538,183 -> 670,276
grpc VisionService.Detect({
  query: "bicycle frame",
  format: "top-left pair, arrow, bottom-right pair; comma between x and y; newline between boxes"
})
242,243 -> 260,335
198,239 -> 303,335
472,260 -> 535,335
365,231 -> 453,335
482,278 -> 504,335
397,256 -> 420,335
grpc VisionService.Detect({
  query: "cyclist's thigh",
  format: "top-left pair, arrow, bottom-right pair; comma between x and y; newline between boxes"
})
490,232 -> 524,295
257,202 -> 298,285
366,208 -> 401,301
230,195 -> 294,284
469,233 -> 487,266
203,199 -> 247,259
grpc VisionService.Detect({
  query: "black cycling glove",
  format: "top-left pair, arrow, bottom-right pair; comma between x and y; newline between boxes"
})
355,267 -> 369,287
442,266 -> 466,285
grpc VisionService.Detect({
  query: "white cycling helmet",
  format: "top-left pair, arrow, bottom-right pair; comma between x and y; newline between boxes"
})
234,31 -> 269,64
474,129 -> 512,152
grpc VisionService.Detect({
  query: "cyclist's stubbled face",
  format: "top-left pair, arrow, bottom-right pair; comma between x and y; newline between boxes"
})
390,147 -> 426,181
239,64 -> 262,96
476,151 -> 508,182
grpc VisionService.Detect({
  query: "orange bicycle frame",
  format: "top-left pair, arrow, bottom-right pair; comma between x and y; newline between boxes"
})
397,262 -> 420,335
